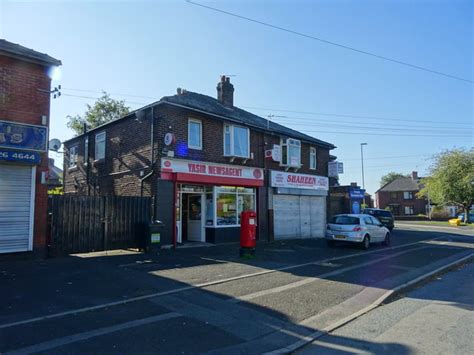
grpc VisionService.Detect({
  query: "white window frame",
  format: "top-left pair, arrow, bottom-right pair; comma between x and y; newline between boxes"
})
188,118 -> 202,150
95,131 -> 106,161
404,205 -> 414,215
403,191 -> 413,200
309,147 -> 317,170
69,145 -> 78,168
223,124 -> 250,158
280,138 -> 301,168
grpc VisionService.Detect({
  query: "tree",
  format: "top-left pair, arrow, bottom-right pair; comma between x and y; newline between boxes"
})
418,149 -> 474,223
380,172 -> 409,188
66,92 -> 130,135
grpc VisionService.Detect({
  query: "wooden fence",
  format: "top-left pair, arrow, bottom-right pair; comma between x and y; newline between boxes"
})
48,195 -> 151,256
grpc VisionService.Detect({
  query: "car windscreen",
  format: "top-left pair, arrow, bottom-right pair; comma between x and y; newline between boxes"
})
331,216 -> 360,225
375,210 -> 392,218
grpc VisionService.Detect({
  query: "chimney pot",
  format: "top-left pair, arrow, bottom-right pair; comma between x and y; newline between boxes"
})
412,171 -> 418,180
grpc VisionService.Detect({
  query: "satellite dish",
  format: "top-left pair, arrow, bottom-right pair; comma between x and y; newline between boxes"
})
49,138 -> 62,152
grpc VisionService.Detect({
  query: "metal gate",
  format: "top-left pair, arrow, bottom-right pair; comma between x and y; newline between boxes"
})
48,195 -> 151,256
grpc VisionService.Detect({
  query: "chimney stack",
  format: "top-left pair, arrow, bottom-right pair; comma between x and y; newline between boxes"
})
217,75 -> 234,107
412,171 -> 418,180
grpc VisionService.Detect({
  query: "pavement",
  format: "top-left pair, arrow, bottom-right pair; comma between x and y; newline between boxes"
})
0,225 -> 472,354
298,260 -> 474,355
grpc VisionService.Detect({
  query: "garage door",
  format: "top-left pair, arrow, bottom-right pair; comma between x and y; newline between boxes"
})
0,164 -> 35,253
273,195 -> 326,240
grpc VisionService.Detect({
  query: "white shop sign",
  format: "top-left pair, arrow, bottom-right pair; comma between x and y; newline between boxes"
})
270,170 -> 329,191
161,158 -> 264,181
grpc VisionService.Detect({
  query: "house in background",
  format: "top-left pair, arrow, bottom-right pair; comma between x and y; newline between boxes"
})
0,39 -> 61,256
47,158 -> 63,189
375,171 -> 426,216
63,76 -> 336,246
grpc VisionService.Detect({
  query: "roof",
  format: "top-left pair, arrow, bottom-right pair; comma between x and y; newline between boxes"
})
65,91 -> 336,149
161,91 -> 335,148
0,39 -> 61,66
377,176 -> 421,192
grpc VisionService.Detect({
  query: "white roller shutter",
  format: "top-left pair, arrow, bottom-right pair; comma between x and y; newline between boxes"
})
273,194 -> 326,240
0,164 -> 35,253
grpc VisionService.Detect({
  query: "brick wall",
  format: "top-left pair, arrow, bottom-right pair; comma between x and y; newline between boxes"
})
64,102 -> 332,198
0,55 -> 52,255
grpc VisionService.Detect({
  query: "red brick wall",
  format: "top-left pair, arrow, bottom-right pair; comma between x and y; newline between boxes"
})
63,103 -> 332,196
0,55 -> 52,255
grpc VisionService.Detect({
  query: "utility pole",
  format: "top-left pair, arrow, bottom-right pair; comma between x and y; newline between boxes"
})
360,143 -> 367,206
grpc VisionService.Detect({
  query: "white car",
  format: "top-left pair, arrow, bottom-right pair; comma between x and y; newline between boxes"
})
326,214 -> 391,249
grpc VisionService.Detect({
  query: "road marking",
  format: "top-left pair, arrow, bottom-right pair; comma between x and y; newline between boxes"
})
0,236 -> 448,330
227,247 -> 427,303
4,312 -> 181,355
265,252 -> 474,354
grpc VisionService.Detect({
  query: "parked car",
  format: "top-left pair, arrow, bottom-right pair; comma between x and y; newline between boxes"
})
326,214 -> 391,250
362,208 -> 395,231
457,213 -> 474,222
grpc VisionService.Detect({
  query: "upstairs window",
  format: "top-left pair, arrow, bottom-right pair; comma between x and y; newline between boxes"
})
281,138 -> 301,167
69,146 -> 78,168
223,124 -> 249,158
188,119 -> 202,150
403,191 -> 413,200
309,147 -> 317,170
390,192 -> 398,200
95,132 -> 106,161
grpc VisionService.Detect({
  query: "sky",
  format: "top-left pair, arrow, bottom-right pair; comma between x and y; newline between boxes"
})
1,0 -> 473,196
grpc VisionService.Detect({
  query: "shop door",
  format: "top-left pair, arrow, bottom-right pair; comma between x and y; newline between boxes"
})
0,164 -> 35,253
187,195 -> 203,242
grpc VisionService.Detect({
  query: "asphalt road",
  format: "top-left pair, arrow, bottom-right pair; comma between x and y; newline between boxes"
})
298,260 -> 474,355
0,225 -> 472,354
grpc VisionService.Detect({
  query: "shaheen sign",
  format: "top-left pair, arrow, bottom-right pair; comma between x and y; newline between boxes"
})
270,170 -> 328,191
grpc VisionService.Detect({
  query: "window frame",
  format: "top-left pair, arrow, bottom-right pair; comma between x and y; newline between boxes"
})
403,191 -> 413,200
309,147 -> 317,170
95,131 -> 106,161
69,145 -> 78,169
188,118 -> 203,150
404,205 -> 414,215
280,138 -> 301,168
223,124 -> 250,158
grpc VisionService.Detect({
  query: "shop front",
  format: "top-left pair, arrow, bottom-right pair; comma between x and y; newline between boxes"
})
0,121 -> 47,254
269,170 -> 329,240
160,158 -> 264,245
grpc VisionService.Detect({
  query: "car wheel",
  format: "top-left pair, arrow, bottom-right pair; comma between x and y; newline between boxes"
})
383,233 -> 391,246
361,235 -> 370,250
327,240 -> 335,248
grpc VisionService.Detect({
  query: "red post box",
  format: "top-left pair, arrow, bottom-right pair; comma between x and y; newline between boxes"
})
240,210 -> 257,255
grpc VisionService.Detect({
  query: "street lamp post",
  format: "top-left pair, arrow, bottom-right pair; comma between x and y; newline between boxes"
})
360,143 -> 368,206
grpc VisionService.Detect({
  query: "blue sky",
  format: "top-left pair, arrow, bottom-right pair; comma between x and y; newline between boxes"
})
1,0 -> 472,195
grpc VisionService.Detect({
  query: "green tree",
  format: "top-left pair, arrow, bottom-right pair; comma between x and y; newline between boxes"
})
379,172 -> 409,188
418,149 -> 474,223
66,92 -> 130,135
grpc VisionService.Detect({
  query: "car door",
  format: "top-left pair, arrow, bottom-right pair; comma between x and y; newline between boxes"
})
370,216 -> 385,241
363,217 -> 375,239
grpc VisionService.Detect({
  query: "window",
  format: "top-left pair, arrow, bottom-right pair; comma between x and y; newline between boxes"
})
309,147 -> 317,170
281,138 -> 301,167
330,216 -> 359,225
403,191 -> 413,200
364,217 -> 373,225
223,124 -> 249,158
215,186 -> 255,226
390,192 -> 398,200
404,206 -> 414,215
69,146 -> 78,168
188,119 -> 202,150
95,132 -> 106,161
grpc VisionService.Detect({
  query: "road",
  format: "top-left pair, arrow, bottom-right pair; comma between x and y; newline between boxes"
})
298,260 -> 474,354
0,225 -> 472,354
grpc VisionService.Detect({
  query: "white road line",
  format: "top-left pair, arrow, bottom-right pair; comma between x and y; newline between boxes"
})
227,247 -> 427,303
0,236 -> 447,330
265,252 -> 474,355
4,312 -> 181,355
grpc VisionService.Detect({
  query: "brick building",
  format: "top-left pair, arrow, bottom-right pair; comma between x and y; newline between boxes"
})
329,183 -> 374,217
63,76 -> 335,246
0,40 -> 61,255
375,171 -> 427,216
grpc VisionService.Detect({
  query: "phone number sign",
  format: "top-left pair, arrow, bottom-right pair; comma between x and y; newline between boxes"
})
0,149 -> 41,164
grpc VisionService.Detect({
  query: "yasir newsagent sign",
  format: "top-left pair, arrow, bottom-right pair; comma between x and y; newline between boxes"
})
161,158 -> 264,181
270,170 -> 329,191
0,120 -> 48,152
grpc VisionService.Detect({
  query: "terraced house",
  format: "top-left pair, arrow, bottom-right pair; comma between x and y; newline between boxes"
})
63,76 -> 335,246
